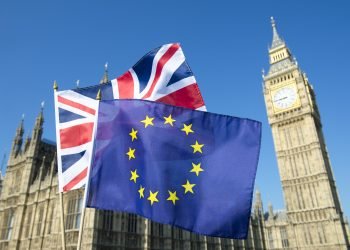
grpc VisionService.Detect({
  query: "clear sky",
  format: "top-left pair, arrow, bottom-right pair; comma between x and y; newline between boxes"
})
0,1 -> 349,218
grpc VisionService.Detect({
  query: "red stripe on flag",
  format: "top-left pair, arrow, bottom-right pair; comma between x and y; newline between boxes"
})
58,95 -> 96,115
63,167 -> 88,192
60,122 -> 94,149
117,71 -> 134,98
142,44 -> 180,99
156,83 -> 205,110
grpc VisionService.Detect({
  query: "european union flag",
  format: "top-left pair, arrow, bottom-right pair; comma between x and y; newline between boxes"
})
86,99 -> 261,239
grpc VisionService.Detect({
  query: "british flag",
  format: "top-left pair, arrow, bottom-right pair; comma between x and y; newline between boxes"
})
54,43 -> 206,192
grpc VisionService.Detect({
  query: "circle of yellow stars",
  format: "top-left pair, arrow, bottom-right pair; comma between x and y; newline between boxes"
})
126,113 -> 205,206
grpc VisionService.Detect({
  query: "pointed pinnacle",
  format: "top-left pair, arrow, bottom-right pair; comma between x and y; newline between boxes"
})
96,89 -> 102,100
270,16 -> 284,49
270,16 -> 276,27
53,80 -> 58,91
100,62 -> 109,84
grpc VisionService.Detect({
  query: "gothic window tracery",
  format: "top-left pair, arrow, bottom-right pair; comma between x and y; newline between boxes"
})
0,210 -> 14,240
65,193 -> 83,230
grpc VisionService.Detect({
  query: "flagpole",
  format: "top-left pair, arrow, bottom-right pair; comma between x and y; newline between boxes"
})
54,81 -> 67,250
76,196 -> 86,250
77,89 -> 101,250
59,192 -> 67,250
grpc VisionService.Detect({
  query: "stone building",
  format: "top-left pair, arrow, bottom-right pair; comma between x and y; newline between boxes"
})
262,17 -> 350,249
0,171 -> 3,198
0,101 -> 266,250
0,18 -> 349,250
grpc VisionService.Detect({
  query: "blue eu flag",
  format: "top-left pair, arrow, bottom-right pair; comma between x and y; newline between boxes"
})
86,99 -> 261,239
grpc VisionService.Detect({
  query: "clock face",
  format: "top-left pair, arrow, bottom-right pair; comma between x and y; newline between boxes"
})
272,86 -> 298,110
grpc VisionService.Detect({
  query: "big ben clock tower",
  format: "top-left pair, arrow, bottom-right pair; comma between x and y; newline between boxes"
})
263,17 -> 349,249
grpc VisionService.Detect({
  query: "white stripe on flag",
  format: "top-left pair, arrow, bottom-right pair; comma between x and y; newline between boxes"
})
149,76 -> 196,100
139,44 -> 172,98
130,68 -> 139,98
144,48 -> 185,100
111,79 -> 119,99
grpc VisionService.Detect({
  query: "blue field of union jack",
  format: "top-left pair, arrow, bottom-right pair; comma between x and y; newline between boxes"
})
54,43 -> 206,192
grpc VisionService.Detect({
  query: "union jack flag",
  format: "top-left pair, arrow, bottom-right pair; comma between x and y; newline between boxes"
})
54,43 -> 206,192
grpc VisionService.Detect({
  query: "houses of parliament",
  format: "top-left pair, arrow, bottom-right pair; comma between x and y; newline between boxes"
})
0,18 -> 349,250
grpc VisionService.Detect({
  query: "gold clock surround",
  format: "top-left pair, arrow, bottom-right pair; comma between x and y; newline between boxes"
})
270,83 -> 301,114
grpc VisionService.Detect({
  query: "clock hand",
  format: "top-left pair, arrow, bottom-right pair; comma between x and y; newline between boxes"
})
274,96 -> 288,102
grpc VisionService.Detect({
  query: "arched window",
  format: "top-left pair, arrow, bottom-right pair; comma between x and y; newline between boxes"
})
0,210 -> 14,240
280,227 -> 289,247
65,192 -> 83,229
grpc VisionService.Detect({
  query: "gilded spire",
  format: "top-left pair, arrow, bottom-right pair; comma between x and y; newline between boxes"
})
100,62 -> 109,84
270,17 -> 284,49
53,80 -> 58,91
96,89 -> 102,100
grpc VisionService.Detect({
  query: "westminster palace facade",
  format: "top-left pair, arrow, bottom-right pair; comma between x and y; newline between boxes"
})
0,18 -> 349,250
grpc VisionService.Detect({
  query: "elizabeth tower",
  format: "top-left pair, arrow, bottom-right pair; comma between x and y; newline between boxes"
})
263,17 -> 349,249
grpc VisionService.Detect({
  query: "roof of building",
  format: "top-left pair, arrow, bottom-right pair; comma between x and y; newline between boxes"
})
264,209 -> 288,222
42,138 -> 56,146
270,17 -> 285,49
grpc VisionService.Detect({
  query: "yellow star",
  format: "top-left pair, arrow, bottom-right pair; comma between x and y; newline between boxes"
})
130,169 -> 139,183
164,114 -> 176,126
141,115 -> 154,128
167,190 -> 179,205
191,140 -> 204,154
190,162 -> 204,176
129,128 -> 138,141
182,180 -> 196,194
181,123 -> 194,135
147,190 -> 159,205
138,185 -> 145,198
126,147 -> 136,160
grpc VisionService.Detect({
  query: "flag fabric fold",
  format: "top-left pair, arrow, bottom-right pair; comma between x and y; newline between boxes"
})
54,43 -> 205,192
86,99 -> 261,239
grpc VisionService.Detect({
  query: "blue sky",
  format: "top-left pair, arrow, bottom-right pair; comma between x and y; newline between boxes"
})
0,1 -> 349,218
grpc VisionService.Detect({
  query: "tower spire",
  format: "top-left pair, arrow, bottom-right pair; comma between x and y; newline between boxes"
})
270,16 -> 284,49
17,114 -> 25,136
268,202 -> 274,219
11,115 -> 25,157
100,62 -> 109,84
53,80 -> 58,91
267,17 -> 296,73
32,102 -> 44,140
254,189 -> 264,216
96,89 -> 102,100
